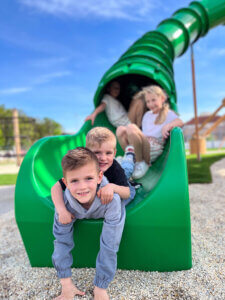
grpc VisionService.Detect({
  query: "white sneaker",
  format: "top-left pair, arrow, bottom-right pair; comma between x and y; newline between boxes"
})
132,161 -> 149,179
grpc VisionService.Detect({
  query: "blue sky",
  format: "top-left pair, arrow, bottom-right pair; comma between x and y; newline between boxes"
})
0,0 -> 225,133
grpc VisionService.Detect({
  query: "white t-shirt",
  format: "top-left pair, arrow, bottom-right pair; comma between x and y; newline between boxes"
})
102,94 -> 131,128
142,109 -> 179,140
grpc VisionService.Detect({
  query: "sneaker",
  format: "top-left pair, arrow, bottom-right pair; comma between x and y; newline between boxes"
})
130,180 -> 142,189
125,145 -> 135,163
132,161 -> 149,179
125,145 -> 134,154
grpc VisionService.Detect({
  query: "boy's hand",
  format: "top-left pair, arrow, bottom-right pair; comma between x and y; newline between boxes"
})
97,184 -> 114,205
162,123 -> 172,139
58,209 -> 75,224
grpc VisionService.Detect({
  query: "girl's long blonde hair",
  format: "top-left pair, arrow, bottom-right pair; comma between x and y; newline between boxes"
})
135,85 -> 169,124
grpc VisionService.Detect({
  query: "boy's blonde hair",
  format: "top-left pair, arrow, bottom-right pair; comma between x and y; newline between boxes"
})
61,147 -> 100,178
86,127 -> 116,149
135,85 -> 169,125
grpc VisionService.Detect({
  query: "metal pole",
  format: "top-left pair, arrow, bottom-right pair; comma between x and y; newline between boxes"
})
191,45 -> 201,161
12,109 -> 22,166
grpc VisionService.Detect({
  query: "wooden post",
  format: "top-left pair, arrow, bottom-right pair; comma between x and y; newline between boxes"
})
191,45 -> 201,161
198,98 -> 225,132
12,109 -> 22,166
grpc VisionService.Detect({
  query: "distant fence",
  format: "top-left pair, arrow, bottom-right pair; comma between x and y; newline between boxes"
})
0,150 -> 26,163
0,150 -> 26,158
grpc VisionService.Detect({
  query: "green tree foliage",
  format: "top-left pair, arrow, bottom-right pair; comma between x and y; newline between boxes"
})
35,118 -> 62,138
0,105 -> 13,149
0,105 -> 63,150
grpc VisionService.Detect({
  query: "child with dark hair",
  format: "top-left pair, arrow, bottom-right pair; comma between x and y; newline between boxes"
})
52,147 -> 125,300
85,80 -> 146,128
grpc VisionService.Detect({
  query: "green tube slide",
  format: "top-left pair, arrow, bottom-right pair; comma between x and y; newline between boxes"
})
15,0 -> 225,271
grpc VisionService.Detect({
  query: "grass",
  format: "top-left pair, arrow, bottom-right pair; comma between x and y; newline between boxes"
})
0,174 -> 18,185
0,152 -> 225,186
186,153 -> 225,184
206,147 -> 225,151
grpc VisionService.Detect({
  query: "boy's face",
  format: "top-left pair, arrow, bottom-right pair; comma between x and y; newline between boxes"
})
63,162 -> 103,206
89,141 -> 116,173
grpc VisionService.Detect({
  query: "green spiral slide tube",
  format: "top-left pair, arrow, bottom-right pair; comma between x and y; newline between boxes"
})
15,0 -> 225,271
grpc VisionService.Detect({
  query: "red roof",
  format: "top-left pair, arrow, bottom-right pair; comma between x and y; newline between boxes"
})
185,115 -> 221,125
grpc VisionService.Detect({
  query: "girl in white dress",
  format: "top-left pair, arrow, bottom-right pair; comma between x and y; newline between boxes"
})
116,85 -> 184,179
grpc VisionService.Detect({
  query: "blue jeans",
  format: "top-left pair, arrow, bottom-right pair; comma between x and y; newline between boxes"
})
121,157 -> 134,179
121,158 -> 136,206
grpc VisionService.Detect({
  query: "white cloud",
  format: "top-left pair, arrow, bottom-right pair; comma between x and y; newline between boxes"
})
0,71 -> 72,96
33,71 -> 72,84
0,87 -> 31,95
29,56 -> 71,68
19,0 -> 157,21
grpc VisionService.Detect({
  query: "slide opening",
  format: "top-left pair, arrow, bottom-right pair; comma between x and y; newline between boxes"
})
100,74 -> 158,110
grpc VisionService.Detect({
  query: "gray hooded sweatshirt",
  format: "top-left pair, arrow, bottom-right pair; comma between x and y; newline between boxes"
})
52,176 -> 126,289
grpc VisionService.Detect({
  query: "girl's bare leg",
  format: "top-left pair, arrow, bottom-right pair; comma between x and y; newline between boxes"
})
142,135 -> 151,165
126,124 -> 144,162
128,98 -> 146,128
117,124 -> 149,163
116,126 -> 129,150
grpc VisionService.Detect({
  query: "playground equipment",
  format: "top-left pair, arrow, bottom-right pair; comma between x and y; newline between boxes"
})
15,0 -> 225,271
190,98 -> 225,154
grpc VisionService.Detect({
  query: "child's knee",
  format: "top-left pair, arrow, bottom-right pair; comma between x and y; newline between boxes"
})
116,126 -> 126,137
127,123 -> 139,135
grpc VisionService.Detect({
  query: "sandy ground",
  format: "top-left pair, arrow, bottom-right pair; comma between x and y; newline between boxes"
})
0,158 -> 224,299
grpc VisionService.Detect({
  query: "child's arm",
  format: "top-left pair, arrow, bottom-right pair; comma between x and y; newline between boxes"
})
84,102 -> 106,125
94,193 -> 125,289
97,183 -> 130,205
51,181 -> 75,224
162,118 -> 184,139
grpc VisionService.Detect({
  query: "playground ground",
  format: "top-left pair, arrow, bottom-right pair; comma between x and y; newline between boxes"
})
0,158 -> 224,299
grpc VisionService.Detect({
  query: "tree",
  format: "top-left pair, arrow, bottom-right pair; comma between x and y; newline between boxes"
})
0,105 -> 63,150
34,117 -> 62,140
0,105 -> 14,149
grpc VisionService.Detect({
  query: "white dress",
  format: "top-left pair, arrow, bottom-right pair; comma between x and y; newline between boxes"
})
102,94 -> 131,128
142,110 -> 179,163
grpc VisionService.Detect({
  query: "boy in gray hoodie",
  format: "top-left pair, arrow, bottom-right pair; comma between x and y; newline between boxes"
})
52,147 -> 125,300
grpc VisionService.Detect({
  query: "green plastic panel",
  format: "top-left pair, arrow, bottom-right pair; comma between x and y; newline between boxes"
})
15,126 -> 191,271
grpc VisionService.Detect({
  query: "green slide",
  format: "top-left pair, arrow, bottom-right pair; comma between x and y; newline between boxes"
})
15,0 -> 225,271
